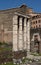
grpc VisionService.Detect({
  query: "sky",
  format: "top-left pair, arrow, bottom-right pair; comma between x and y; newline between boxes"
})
0,0 -> 41,13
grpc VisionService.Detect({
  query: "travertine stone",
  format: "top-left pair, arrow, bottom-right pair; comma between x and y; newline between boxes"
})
27,20 -> 30,53
19,26 -> 22,31
19,34 -> 22,39
24,18 -> 27,49
13,15 -> 18,25
19,17 -> 23,50
13,35 -> 17,51
13,25 -> 17,31
19,40 -> 23,50
19,31 -> 22,35
13,15 -> 18,51
0,4 -> 41,53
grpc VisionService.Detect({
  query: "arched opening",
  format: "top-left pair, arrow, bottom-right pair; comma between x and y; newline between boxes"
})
34,35 -> 40,53
31,33 -> 40,53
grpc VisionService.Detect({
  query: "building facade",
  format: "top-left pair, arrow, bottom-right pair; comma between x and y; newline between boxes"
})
31,15 -> 41,53
0,5 -> 41,53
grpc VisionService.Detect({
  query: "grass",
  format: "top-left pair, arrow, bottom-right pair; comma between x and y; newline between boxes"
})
22,57 -> 33,64
0,62 -> 13,65
0,43 -> 12,52
0,62 -> 20,65
0,43 -> 12,65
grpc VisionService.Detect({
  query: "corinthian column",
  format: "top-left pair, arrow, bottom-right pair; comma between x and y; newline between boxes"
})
13,15 -> 18,51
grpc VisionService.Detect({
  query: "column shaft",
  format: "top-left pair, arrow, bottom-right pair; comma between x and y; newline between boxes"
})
27,20 -> 30,54
19,17 -> 23,50
24,18 -> 27,49
13,15 -> 18,51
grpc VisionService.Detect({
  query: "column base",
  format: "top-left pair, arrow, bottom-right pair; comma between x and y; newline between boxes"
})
27,51 -> 30,57
27,52 -> 34,59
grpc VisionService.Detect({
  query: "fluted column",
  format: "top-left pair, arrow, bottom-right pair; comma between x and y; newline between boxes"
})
19,17 -> 23,50
24,18 -> 27,50
13,15 -> 18,51
27,19 -> 30,55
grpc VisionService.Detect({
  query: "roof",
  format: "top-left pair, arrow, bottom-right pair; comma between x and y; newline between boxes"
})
0,4 -> 41,24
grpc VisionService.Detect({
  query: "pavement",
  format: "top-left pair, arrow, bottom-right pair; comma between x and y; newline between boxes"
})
27,55 -> 41,59
30,62 -> 41,65
21,62 -> 41,65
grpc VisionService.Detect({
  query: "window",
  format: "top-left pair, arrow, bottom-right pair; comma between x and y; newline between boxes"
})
39,25 -> 41,28
38,20 -> 40,23
33,21 -> 35,24
36,25 -> 37,28
36,21 -> 37,23
34,26 -> 35,28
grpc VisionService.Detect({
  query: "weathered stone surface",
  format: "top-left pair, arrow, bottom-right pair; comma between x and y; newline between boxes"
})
0,4 -> 41,53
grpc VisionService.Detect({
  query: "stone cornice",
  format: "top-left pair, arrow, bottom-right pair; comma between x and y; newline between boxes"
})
14,12 -> 30,19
